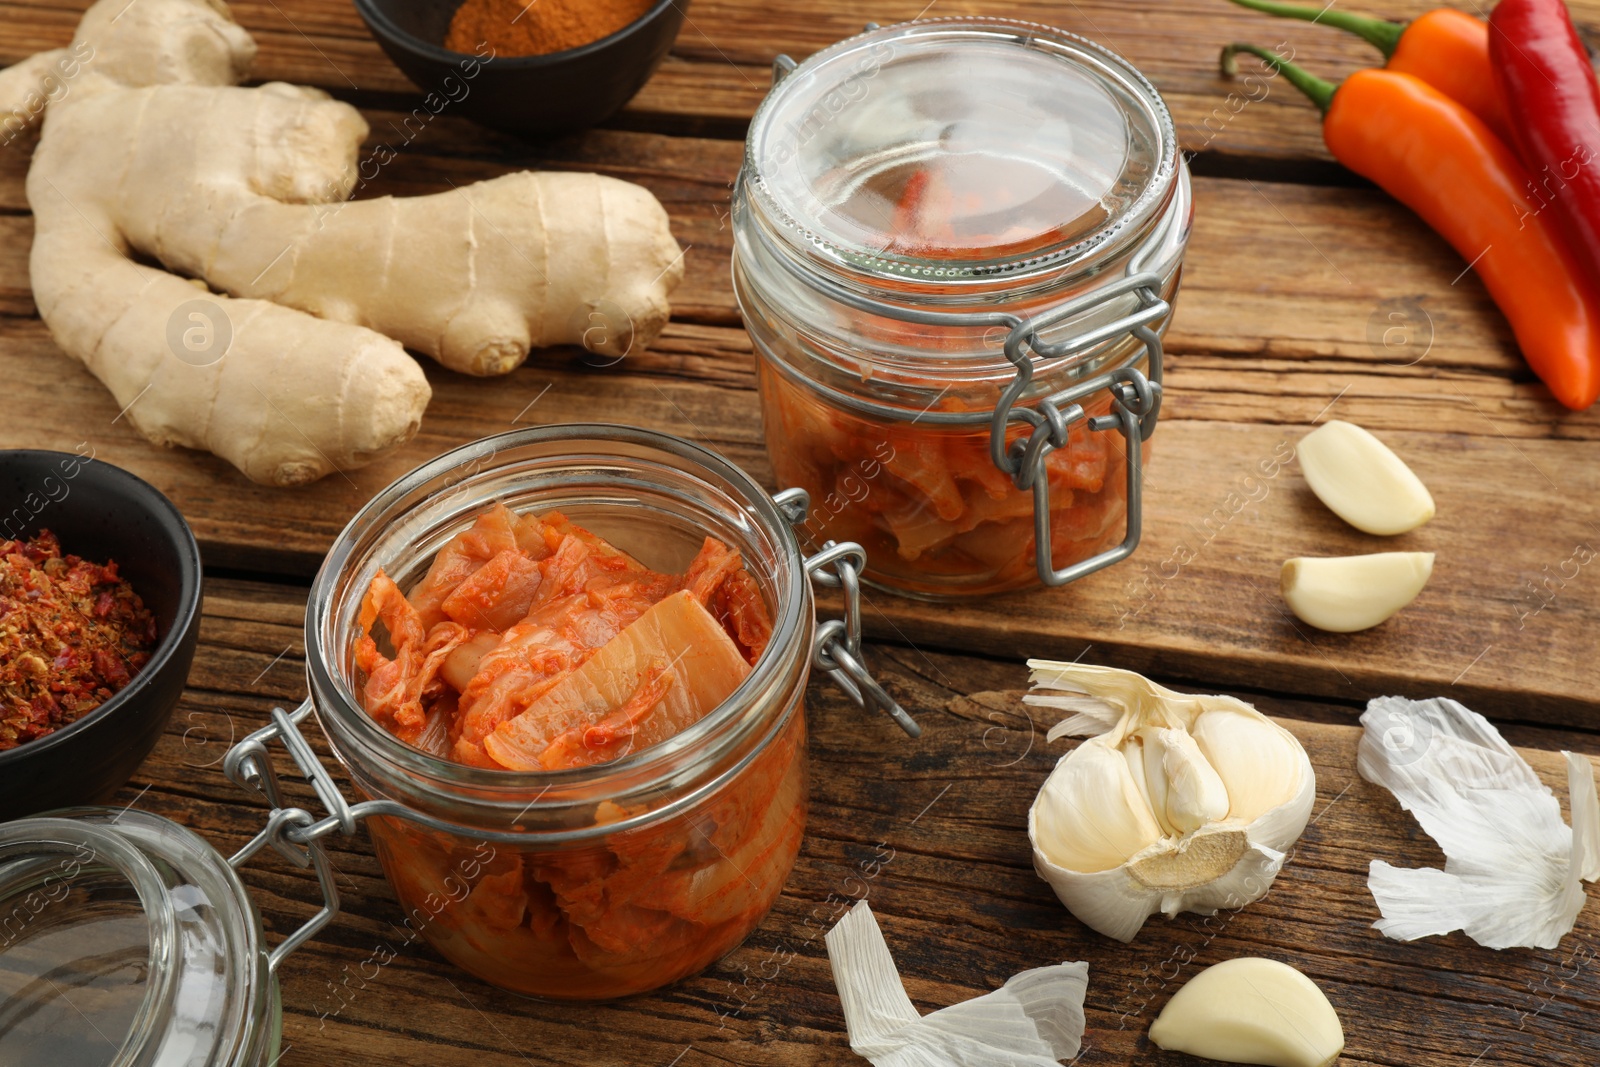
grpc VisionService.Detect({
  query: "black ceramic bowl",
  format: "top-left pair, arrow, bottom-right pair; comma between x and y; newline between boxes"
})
353,0 -> 688,137
0,452 -> 201,820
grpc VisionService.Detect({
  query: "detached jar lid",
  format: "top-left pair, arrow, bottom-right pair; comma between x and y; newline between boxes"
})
0,810 -> 277,1067
746,18 -> 1178,282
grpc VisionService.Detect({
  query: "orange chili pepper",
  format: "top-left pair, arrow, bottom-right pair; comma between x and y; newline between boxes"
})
1224,44 -> 1600,410
1226,1 -> 1511,145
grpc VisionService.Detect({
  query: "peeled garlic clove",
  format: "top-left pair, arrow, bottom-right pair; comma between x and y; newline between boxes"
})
1033,741 -> 1165,874
1280,552 -> 1433,633
1297,419 -> 1435,535
1150,957 -> 1344,1067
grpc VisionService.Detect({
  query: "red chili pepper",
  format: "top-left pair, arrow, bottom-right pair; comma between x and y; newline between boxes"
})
1224,43 -> 1600,410
1489,0 -> 1600,296
1226,0 -> 1511,144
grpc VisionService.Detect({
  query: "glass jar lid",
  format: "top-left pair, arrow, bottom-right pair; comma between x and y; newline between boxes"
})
0,809 -> 276,1067
746,17 -> 1178,284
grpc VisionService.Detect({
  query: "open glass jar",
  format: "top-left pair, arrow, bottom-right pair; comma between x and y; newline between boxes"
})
733,18 -> 1192,598
0,426 -> 915,1061
0,811 -> 281,1066
300,424 -> 910,999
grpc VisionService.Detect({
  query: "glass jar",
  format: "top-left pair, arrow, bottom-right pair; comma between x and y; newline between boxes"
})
0,810 -> 281,1065
733,17 -> 1192,599
296,424 -> 910,1000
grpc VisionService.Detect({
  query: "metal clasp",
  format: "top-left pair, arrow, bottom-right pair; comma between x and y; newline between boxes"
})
775,488 -> 920,738
989,274 -> 1166,586
224,699 -> 347,973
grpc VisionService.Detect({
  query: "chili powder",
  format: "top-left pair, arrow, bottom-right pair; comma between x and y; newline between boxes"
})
445,0 -> 655,57
0,531 -> 157,749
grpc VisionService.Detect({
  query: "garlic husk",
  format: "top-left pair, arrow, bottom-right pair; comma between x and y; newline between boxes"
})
1149,957 -> 1344,1067
1280,551 -> 1433,633
1359,695 -> 1600,950
826,900 -> 1089,1066
1570,749 -> 1600,883
1026,661 -> 1316,942
1297,419 -> 1435,535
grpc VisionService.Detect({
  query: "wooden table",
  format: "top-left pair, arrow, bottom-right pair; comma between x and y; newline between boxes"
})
5,1 -> 1600,1064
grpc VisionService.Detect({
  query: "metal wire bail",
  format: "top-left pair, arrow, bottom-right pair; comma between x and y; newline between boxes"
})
224,699 -> 345,973
775,488 -> 919,737
990,274 -> 1167,586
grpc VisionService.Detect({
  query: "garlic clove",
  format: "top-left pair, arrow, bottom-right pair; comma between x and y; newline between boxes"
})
1192,708 -> 1308,824
1146,727 -> 1230,834
1150,957 -> 1344,1067
1297,419 -> 1435,535
1033,741 -> 1165,874
1132,730 -> 1174,836
1280,552 -> 1433,633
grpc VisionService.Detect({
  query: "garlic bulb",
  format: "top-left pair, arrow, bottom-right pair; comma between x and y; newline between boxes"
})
1026,661 -> 1316,942
1297,419 -> 1435,535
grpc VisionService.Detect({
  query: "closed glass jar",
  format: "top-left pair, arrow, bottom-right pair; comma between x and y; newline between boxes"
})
733,18 -> 1192,598
306,426 -> 817,1000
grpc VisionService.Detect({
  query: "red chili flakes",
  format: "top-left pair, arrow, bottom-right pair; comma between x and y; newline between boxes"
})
0,530 -> 157,750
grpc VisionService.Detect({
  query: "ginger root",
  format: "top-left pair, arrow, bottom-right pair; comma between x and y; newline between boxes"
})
1,0 -> 684,486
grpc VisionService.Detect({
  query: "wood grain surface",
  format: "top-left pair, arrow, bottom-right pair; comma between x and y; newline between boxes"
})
1,125 -> 1595,723
4,0 -> 1600,1063
129,578 -> 1600,1067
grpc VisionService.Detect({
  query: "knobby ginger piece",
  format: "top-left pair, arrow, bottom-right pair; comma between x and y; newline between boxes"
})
1,0 -> 683,486
825,901 -> 1088,1067
1358,695 -> 1600,949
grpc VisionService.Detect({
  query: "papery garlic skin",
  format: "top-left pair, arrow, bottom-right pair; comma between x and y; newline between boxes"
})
1026,662 -> 1317,942
1359,696 -> 1600,950
1280,552 -> 1433,633
1149,957 -> 1344,1067
826,900 -> 1090,1067
1297,419 -> 1435,535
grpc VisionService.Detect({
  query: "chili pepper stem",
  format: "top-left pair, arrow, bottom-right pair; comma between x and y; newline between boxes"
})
1221,43 -> 1337,114
1225,0 -> 1405,56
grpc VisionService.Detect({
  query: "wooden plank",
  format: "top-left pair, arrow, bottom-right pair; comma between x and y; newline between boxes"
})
12,319 -> 1596,722
8,0 -> 1599,163
108,576 -> 1600,1066
0,105 -> 1595,720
